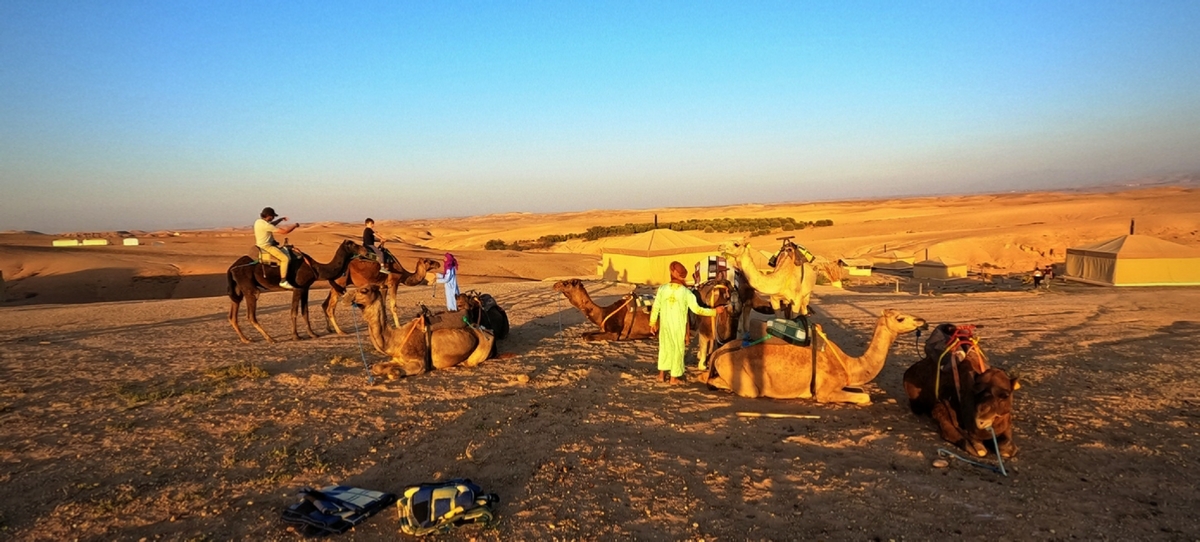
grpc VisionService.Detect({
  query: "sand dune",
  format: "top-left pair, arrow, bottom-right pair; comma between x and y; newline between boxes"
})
2,185 -> 1197,305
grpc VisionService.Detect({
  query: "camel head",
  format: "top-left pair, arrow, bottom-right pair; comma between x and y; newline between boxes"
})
342,239 -> 369,258
718,238 -> 750,259
880,309 -> 927,335
417,258 -> 441,273
552,278 -> 585,293
351,284 -> 386,310
971,368 -> 1019,431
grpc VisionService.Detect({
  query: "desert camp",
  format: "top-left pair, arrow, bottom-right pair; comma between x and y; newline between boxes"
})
5,2 -> 1200,539
3,185 -> 1200,539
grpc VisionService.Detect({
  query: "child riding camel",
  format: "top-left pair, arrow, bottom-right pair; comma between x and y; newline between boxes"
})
254,207 -> 300,289
362,218 -> 391,275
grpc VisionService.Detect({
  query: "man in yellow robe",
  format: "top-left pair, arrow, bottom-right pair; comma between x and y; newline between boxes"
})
650,261 -> 723,385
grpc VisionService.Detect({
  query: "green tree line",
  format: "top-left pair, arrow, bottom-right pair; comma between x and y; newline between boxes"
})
485,216 -> 833,251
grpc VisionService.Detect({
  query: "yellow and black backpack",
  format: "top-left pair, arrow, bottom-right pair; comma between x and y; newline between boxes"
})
397,478 -> 498,536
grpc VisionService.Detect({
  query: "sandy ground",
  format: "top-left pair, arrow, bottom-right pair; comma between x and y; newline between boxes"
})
1,185 -> 1199,540
2,278 -> 1199,541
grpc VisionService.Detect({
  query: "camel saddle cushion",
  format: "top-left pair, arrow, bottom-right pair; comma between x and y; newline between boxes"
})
766,315 -> 811,346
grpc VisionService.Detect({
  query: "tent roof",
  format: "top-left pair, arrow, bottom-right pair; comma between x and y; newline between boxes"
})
914,256 -> 966,268
871,250 -> 913,260
1067,234 -> 1200,259
839,258 -> 874,267
602,229 -> 720,257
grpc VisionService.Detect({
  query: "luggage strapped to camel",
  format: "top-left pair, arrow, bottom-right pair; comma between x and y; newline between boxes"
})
397,478 -> 499,536
928,323 -> 989,398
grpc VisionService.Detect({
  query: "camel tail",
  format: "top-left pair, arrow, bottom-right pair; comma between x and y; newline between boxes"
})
227,257 -> 252,302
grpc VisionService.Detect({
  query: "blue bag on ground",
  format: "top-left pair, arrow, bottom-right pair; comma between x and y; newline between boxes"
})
397,478 -> 499,536
281,485 -> 397,536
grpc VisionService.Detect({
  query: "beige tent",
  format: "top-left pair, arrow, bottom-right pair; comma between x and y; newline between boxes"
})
838,258 -> 873,277
913,257 -> 968,280
870,249 -> 914,270
1065,234 -> 1200,286
598,229 -> 720,285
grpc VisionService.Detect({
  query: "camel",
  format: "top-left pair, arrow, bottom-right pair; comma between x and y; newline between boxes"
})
351,285 -> 493,379
552,279 -> 654,340
322,255 -> 441,333
732,268 -> 778,338
722,240 -> 817,321
456,290 -> 510,340
691,278 -> 738,370
698,309 -> 927,404
227,239 -> 367,343
903,323 -> 1020,457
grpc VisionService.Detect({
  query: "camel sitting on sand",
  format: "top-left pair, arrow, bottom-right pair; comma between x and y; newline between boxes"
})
351,285 -> 493,379
323,255 -> 441,333
722,240 -> 817,319
552,279 -> 653,340
699,309 -> 927,404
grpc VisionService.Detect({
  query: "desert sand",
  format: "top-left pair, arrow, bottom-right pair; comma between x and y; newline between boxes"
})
1,185 -> 1199,540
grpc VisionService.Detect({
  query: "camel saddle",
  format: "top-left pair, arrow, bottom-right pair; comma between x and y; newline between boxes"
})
251,244 -> 298,267
766,315 -> 811,347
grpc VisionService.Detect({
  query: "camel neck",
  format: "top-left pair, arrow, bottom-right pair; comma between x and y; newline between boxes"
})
848,317 -> 897,385
565,289 -> 605,325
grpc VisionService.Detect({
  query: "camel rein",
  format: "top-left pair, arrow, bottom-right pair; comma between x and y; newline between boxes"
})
933,336 -> 988,399
348,303 -> 375,385
937,426 -> 1008,476
599,295 -> 634,330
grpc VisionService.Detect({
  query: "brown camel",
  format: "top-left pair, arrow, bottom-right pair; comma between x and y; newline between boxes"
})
903,323 -> 1020,457
351,285 -> 493,379
732,268 -> 777,339
722,240 -> 817,319
322,255 -> 441,333
699,309 -> 927,404
456,290 -> 510,340
552,278 -> 654,340
691,278 -> 738,370
227,239 -> 367,343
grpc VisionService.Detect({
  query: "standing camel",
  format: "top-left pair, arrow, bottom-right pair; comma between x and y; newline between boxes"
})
227,239 -> 366,343
691,278 -> 738,369
552,279 -> 654,340
722,241 -> 817,320
322,256 -> 441,333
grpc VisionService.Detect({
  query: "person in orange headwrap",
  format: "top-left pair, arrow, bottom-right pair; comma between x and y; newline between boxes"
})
649,261 -> 724,385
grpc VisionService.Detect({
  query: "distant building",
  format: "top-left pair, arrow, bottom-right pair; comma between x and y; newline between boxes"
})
913,257 -> 968,280
838,258 -> 873,277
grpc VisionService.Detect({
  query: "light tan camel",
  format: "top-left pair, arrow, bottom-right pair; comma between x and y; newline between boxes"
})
699,309 -> 927,404
552,279 -> 654,340
351,285 -> 493,379
722,241 -> 817,320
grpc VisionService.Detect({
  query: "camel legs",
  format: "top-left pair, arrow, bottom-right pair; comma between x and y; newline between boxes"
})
322,287 -> 346,335
244,291 -> 276,344
299,289 -> 319,339
386,276 -> 403,329
931,401 -> 988,457
228,300 -> 253,343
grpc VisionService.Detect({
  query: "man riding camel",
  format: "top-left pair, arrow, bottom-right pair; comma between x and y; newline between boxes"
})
254,207 -> 300,289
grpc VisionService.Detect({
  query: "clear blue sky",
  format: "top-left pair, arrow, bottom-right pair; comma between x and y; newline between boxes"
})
2,1 -> 1199,233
